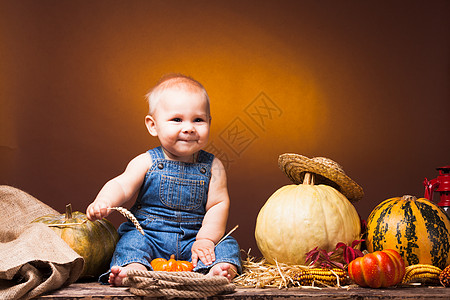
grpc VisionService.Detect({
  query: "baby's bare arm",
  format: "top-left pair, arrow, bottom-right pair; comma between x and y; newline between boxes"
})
191,158 -> 230,266
86,153 -> 151,221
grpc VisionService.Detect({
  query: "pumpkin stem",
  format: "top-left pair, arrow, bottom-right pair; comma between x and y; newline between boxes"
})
302,172 -> 315,185
65,204 -> 73,219
401,195 -> 417,201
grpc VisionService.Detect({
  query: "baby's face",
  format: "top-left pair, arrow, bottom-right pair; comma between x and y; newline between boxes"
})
149,88 -> 210,162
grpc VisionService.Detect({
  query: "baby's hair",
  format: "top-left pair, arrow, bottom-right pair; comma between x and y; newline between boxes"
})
145,73 -> 210,116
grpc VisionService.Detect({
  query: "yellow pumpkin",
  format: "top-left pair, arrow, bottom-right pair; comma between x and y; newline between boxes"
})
32,204 -> 119,278
255,173 -> 361,265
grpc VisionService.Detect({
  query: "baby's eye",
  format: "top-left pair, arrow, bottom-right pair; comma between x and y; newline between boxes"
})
171,118 -> 182,122
194,118 -> 205,122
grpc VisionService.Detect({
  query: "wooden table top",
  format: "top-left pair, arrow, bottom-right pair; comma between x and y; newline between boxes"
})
36,282 -> 450,299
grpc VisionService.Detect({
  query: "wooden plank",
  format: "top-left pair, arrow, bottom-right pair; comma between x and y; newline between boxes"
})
225,286 -> 450,299
36,282 -> 450,300
37,282 -> 138,300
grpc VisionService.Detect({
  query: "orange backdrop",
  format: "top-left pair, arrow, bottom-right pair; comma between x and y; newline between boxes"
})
1,0 -> 449,258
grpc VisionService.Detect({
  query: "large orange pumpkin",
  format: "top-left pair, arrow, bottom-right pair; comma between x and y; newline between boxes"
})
255,173 -> 361,265
32,204 -> 119,278
366,195 -> 450,269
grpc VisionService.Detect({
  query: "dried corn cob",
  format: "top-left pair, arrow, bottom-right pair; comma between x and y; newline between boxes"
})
110,207 -> 145,236
402,264 -> 441,284
292,268 -> 348,287
440,265 -> 450,287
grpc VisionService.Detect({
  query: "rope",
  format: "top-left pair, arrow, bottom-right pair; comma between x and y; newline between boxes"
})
123,270 -> 236,298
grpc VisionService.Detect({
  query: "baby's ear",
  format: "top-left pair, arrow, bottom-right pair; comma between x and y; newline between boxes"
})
145,115 -> 158,136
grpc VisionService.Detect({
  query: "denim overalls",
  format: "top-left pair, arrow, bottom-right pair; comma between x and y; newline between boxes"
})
100,146 -> 242,282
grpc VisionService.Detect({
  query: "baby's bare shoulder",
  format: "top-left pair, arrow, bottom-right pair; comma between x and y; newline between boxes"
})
125,152 -> 152,173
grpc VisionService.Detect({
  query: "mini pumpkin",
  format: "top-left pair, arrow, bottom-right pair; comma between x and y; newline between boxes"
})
151,254 -> 194,272
32,204 -> 119,278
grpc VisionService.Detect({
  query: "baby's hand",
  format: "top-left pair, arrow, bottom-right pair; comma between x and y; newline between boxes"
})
86,200 -> 111,221
191,239 -> 215,267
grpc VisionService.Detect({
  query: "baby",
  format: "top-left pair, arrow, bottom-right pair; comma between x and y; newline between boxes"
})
86,74 -> 242,286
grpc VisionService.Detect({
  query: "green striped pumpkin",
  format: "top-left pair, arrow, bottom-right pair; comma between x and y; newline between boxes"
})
366,195 -> 450,269
32,204 -> 119,278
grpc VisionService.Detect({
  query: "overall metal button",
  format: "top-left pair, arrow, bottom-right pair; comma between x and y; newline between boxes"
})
200,167 -> 206,174
158,163 -> 164,169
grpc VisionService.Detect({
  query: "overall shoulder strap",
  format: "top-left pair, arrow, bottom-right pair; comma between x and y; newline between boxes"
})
197,150 -> 215,165
148,146 -> 165,161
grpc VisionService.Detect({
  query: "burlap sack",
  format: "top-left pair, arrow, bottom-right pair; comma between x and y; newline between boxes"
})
0,185 -> 84,300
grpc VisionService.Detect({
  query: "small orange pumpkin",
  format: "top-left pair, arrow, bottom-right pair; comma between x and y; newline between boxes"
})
151,254 -> 193,272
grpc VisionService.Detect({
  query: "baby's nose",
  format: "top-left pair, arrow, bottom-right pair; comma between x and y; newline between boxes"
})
182,123 -> 195,133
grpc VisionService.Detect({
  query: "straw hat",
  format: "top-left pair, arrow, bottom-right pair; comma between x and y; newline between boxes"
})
278,153 -> 364,202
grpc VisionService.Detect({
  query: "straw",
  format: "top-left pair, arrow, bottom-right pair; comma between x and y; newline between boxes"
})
278,153 -> 364,202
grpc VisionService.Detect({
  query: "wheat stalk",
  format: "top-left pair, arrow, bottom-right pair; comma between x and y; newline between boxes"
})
216,224 -> 239,247
109,207 -> 145,236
